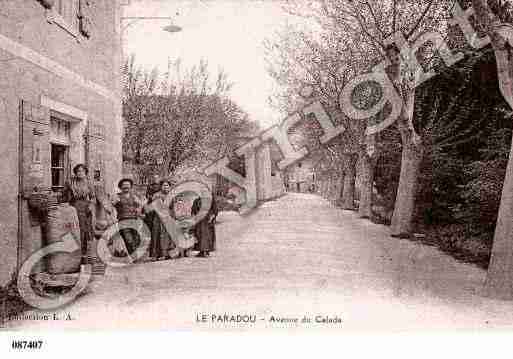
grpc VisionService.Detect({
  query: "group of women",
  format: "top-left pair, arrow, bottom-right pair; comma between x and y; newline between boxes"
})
63,163 -> 218,265
143,176 -> 218,260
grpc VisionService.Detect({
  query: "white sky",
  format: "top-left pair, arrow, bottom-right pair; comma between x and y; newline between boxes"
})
123,0 -> 292,128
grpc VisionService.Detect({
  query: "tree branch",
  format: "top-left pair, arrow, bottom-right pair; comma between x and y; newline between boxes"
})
392,0 -> 397,34
349,1 -> 387,52
364,0 -> 387,40
406,0 -> 436,40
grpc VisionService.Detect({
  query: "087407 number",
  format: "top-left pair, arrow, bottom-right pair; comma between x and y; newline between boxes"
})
11,340 -> 43,350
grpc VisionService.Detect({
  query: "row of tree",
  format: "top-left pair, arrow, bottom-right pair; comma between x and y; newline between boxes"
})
265,0 -> 513,299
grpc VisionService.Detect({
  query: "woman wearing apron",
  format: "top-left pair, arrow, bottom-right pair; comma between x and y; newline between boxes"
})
62,164 -> 96,264
148,179 -> 177,260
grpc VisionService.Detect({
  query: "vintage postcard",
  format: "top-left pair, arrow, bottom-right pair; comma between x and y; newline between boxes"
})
2,0 -> 513,348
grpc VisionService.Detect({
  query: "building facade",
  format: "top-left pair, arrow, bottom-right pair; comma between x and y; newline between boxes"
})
285,160 -> 316,193
219,135 -> 286,206
0,0 -> 123,285
283,122 -> 318,194
255,142 -> 287,201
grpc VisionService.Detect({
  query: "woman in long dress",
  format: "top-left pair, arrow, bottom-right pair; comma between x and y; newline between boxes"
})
62,164 -> 96,264
147,179 -> 176,260
145,175 -> 161,203
144,175 -> 160,260
192,193 -> 218,257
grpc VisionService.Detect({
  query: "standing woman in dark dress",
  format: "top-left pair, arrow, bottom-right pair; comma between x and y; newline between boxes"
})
144,175 -> 161,260
63,164 -> 96,264
192,192 -> 218,257
148,179 -> 177,260
146,175 -> 161,203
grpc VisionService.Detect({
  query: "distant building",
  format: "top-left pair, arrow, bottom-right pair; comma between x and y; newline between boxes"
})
286,160 -> 316,193
213,131 -> 286,205
283,123 -> 318,193
0,1 -> 123,285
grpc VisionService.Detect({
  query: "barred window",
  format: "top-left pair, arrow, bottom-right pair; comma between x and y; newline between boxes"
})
50,117 -> 71,194
51,144 -> 69,193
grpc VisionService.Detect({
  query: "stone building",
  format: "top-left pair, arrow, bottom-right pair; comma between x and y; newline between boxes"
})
0,0 -> 123,285
213,132 -> 286,206
283,123 -> 317,193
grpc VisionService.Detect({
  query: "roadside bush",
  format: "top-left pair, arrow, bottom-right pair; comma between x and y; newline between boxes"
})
0,273 -> 30,327
423,224 -> 492,269
371,49 -> 511,269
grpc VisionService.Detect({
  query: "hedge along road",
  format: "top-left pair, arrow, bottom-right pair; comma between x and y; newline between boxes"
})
6,193 -> 513,330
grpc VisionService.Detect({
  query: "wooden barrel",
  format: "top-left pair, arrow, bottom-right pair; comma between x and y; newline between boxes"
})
45,204 -> 82,274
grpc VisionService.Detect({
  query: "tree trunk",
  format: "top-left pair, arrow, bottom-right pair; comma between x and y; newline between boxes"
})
322,180 -> 328,198
342,154 -> 357,210
359,153 -> 376,219
330,177 -> 339,203
336,172 -> 345,205
390,139 -> 423,237
484,140 -> 513,298
385,52 -> 424,237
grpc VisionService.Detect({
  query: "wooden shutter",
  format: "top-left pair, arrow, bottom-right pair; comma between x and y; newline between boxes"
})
78,0 -> 92,38
18,100 -> 51,273
85,119 -> 105,185
20,100 -> 51,196
85,119 -> 107,242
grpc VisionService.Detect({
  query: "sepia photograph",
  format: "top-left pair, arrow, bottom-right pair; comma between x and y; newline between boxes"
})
1,0 -> 513,353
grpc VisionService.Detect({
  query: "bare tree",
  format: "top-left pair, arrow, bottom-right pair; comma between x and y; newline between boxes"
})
122,56 -> 256,183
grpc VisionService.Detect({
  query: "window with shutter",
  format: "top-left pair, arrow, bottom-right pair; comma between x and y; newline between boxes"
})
46,0 -> 81,39
51,144 -> 69,193
49,117 -> 71,196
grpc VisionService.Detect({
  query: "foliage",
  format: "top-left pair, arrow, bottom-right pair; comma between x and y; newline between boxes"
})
373,124 -> 402,214
413,49 -> 510,227
461,127 -> 512,231
373,48 -> 511,264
